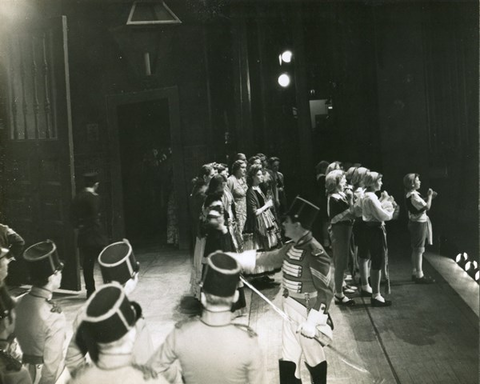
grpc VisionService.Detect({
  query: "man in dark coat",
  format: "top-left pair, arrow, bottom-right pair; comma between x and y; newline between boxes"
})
71,172 -> 108,298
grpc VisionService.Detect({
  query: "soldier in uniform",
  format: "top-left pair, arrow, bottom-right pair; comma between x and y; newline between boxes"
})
0,223 -> 25,286
68,282 -> 168,384
234,196 -> 334,384
15,240 -> 69,384
148,252 -> 265,384
71,172 -> 108,298
0,271 -> 32,384
65,239 -> 154,373
0,224 -> 25,262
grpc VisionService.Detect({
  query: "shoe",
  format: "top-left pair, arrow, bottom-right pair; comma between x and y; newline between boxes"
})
371,297 -> 392,307
335,295 -> 355,306
415,276 -> 435,284
343,284 -> 358,294
360,289 -> 372,297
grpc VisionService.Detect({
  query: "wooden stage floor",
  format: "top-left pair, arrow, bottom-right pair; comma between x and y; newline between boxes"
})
50,241 -> 478,384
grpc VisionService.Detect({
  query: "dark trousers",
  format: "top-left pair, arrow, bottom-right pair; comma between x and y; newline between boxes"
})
79,246 -> 103,293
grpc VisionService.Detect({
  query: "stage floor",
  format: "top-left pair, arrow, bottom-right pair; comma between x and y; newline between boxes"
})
47,241 -> 478,384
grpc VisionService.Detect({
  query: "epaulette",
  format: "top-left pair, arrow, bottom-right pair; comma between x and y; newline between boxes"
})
233,323 -> 257,338
309,239 -> 326,257
132,363 -> 159,380
174,316 -> 198,329
0,350 -> 22,372
47,299 -> 62,313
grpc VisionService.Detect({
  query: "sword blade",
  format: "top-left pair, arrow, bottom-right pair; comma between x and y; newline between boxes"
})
240,275 -> 294,323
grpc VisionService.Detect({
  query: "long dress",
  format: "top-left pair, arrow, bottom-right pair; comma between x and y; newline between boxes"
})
222,186 -> 243,252
189,183 -> 208,299
243,186 -> 282,251
227,175 -> 248,234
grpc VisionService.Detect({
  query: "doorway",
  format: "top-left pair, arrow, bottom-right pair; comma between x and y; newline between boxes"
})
106,87 -> 188,251
117,99 -> 176,248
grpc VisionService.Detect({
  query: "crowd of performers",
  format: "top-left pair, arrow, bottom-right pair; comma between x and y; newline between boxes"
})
0,157 -> 436,384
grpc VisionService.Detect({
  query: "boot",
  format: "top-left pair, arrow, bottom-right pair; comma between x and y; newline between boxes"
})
305,361 -> 327,384
279,360 -> 302,384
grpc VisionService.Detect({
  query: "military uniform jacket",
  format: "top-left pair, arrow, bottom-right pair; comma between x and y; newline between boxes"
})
66,317 -> 154,371
148,316 -> 264,384
256,232 -> 334,311
0,341 -> 32,384
69,354 -> 169,384
15,287 -> 66,384
71,189 -> 107,248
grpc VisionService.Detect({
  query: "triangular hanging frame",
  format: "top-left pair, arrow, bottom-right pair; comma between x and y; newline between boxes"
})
127,1 -> 182,25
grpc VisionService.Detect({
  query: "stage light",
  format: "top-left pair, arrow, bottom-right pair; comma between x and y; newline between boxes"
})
455,252 -> 468,269
465,260 -> 478,279
465,261 -> 473,271
278,73 -> 291,87
281,50 -> 293,63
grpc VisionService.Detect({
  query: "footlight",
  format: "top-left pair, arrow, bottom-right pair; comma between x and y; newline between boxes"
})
465,260 -> 478,279
455,252 -> 468,269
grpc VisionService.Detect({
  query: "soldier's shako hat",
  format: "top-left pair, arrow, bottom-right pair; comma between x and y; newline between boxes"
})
83,172 -> 99,185
286,196 -> 320,230
0,284 -> 15,320
98,239 -> 139,285
83,282 -> 141,344
23,240 -> 64,281
0,248 -> 9,260
202,252 -> 240,297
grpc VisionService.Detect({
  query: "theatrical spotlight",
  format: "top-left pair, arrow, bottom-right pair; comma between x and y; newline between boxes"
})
455,252 -> 468,269
281,50 -> 292,63
278,73 -> 291,87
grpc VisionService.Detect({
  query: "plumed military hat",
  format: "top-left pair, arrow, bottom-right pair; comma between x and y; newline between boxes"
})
83,282 -> 141,344
23,240 -> 64,281
98,239 -> 139,285
286,196 -> 320,230
202,252 -> 240,297
0,284 -> 15,320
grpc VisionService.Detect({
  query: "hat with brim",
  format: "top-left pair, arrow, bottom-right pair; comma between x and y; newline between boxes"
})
23,240 -> 64,281
83,172 -> 99,185
98,240 -> 139,285
202,252 -> 240,297
286,196 -> 320,230
83,282 -> 140,344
